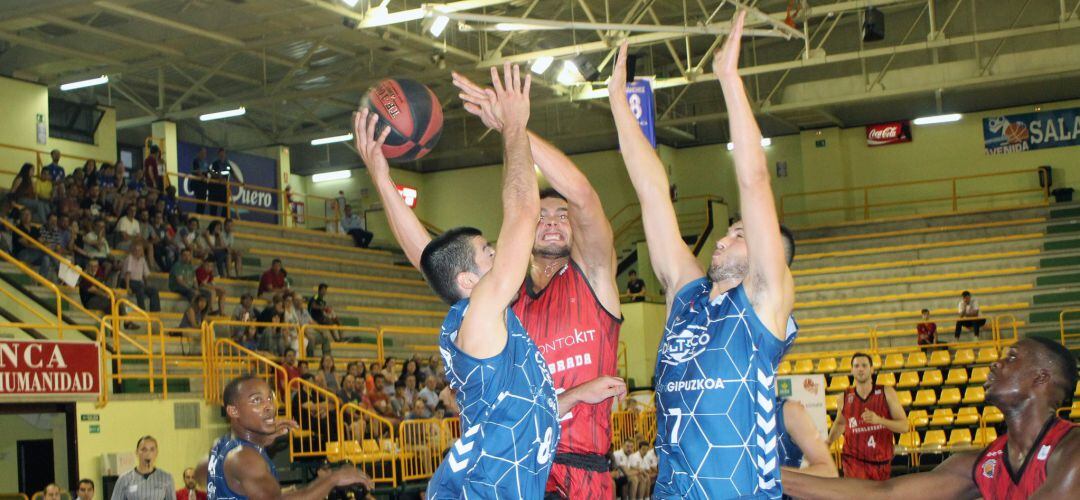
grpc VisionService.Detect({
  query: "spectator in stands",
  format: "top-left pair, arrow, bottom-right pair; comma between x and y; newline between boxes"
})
162,186 -> 182,226
169,249 -> 211,305
625,270 -> 646,303
191,148 -> 209,215
179,294 -> 209,330
286,294 -> 324,356
291,372 -> 337,451
98,162 -> 119,191
84,218 -> 110,261
209,149 -> 232,218
955,290 -> 986,340
81,185 -> 104,218
9,163 -> 48,223
13,208 -> 48,273
111,435 -> 176,500
319,354 -> 340,394
38,213 -> 64,280
80,259 -> 112,314
76,479 -> 94,500
176,468 -> 205,500
43,483 -> 61,500
127,165 -> 148,197
613,439 -> 643,500
631,440 -> 659,496
44,149 -> 65,181
115,204 -> 141,251
340,204 -> 373,248
34,168 -> 55,219
144,144 -> 164,192
298,360 -> 310,377
230,292 -> 256,338
124,242 -> 161,312
281,348 -> 301,385
417,375 -> 439,410
398,358 -> 420,384
82,160 -> 98,187
339,373 -> 362,403
258,259 -> 288,297
402,374 -> 418,403
405,398 -> 432,420
381,357 -> 398,382
180,218 -> 209,261
389,380 -> 411,417
438,382 -> 459,415
917,308 -> 937,351
221,219 -> 242,278
194,258 -> 226,314
369,373 -> 390,405
203,221 -> 229,278
149,212 -> 178,271
307,283 -> 342,341
256,294 -> 286,353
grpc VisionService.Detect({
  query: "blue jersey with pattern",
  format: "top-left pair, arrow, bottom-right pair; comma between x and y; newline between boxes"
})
206,435 -> 277,500
654,279 -> 797,499
776,399 -> 804,468
428,300 -> 560,499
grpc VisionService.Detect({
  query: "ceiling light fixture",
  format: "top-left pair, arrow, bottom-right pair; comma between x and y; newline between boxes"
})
312,170 -> 353,183
913,113 -> 962,125
310,133 -> 354,146
341,0 -> 360,7
556,61 -> 581,85
727,138 -> 772,151
199,107 -> 246,121
428,14 -> 449,36
530,56 -> 554,74
60,75 -> 109,91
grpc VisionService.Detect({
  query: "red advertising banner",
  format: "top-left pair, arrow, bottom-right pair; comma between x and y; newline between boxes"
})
866,121 -> 912,146
0,340 -> 100,401
396,184 -> 418,208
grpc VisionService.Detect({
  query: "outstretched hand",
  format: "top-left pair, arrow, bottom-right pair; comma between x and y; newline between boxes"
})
608,40 -> 630,97
713,10 -> 747,80
452,71 -> 504,132
353,108 -> 392,178
491,63 -> 531,132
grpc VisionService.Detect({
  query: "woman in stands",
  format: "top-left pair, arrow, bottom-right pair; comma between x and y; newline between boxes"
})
180,294 -> 210,331
319,354 -> 340,394
398,359 -> 420,385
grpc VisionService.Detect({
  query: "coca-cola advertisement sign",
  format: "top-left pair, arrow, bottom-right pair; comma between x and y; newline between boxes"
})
866,121 -> 912,146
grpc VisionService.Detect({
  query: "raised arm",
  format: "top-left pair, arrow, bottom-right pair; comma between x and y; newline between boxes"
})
781,400 -> 837,477
458,64 -> 539,358
783,452 -> 981,500
713,10 -> 794,339
607,42 -> 703,300
354,110 -> 431,269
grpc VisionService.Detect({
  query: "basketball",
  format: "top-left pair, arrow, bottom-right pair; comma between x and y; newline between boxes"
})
361,78 -> 444,162
1004,122 -> 1029,144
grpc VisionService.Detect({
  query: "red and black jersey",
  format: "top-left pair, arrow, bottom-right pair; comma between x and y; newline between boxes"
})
973,417 -> 1076,500
841,385 -> 895,463
512,259 -> 621,455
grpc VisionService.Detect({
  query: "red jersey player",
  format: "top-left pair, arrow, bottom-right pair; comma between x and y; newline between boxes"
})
785,338 -> 1079,499
827,353 -> 908,480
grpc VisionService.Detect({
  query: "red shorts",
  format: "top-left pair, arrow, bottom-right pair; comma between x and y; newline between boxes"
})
544,463 -> 613,499
841,455 -> 891,481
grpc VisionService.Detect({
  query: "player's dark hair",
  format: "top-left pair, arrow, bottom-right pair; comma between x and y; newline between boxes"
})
730,218 -> 796,266
921,308 -> 930,314
420,227 -> 483,305
961,290 -> 971,298
851,352 -> 873,367
222,373 -> 263,407
539,188 -> 566,202
1028,337 -> 1078,406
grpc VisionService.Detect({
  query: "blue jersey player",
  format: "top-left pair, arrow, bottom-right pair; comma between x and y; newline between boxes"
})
608,10 -> 799,499
355,63 -> 625,499
194,375 -> 372,500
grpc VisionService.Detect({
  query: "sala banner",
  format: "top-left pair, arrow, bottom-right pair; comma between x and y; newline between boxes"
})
983,107 -> 1080,155
0,340 -> 100,401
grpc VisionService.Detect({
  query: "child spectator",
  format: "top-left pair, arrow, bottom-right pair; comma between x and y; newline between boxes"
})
917,308 -> 937,350
195,258 -> 226,314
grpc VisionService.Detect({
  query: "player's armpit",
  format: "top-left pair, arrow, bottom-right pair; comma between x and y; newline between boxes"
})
783,452 -> 981,500
1032,430 -> 1080,499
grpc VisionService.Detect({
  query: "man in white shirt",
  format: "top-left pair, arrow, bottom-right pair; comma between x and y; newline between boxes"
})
954,290 -> 986,340
612,440 -> 643,500
124,243 -> 160,312
416,375 -> 440,410
339,204 -> 373,248
116,205 -> 141,251
627,440 -> 657,500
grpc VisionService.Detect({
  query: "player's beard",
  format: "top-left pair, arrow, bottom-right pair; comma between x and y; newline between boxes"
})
708,259 -> 748,283
534,243 -> 570,259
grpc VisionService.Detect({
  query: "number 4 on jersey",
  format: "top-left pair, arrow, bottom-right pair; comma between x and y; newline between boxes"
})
867,436 -> 876,448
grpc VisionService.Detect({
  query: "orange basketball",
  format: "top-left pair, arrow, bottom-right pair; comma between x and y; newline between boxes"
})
1004,122 -> 1029,144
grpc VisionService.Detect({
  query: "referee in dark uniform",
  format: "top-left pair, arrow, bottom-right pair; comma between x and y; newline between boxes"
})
111,436 -> 177,500
191,148 -> 209,215
208,149 -> 231,218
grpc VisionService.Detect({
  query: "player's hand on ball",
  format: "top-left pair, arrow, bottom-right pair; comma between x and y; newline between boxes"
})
333,466 -> 374,490
712,9 -> 747,80
353,108 -> 392,178
491,63 -> 531,131
452,72 -> 503,132
578,376 -> 628,404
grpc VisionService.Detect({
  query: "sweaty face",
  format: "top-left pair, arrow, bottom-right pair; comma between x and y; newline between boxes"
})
850,357 -> 873,384
708,222 -> 749,283
534,197 -> 572,259
986,342 -> 1037,406
228,379 -> 279,436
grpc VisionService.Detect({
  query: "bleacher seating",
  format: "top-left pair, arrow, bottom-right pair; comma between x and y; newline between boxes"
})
883,354 -> 905,370
976,348 -> 999,364
954,407 -> 979,426
905,352 -> 928,369
939,388 -> 961,406
921,430 -> 947,452
970,367 -> 990,384
983,406 -> 1004,424
944,368 -> 968,385
817,357 -> 838,373
929,408 -> 954,427
777,360 -> 792,375
793,359 -> 814,374
928,350 -> 951,367
962,386 -> 985,404
908,410 -> 929,428
921,369 -> 943,387
897,390 -> 913,407
953,349 -> 975,365
914,389 -> 937,407
876,372 -> 896,387
973,427 -> 998,447
948,428 -> 973,449
827,375 -> 850,393
897,371 -> 920,389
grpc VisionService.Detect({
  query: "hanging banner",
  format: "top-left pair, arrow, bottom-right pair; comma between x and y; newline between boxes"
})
0,340 -> 101,401
866,120 -> 912,146
176,142 -> 281,224
626,79 -> 657,148
983,107 -> 1080,155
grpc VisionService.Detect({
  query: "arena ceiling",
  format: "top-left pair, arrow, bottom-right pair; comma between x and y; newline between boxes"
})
1,0 -> 1079,174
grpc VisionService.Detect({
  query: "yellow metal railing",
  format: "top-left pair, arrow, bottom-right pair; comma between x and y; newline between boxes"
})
377,325 -> 439,361
399,418 -> 447,482
206,334 -> 291,406
779,168 -> 1049,227
334,404 -> 398,487
298,324 -> 378,362
174,171 -> 345,230
288,376 -> 343,460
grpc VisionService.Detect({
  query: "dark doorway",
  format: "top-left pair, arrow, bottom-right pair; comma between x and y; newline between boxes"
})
18,439 -> 55,495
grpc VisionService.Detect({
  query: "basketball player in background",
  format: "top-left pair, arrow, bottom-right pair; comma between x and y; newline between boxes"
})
826,353 -> 908,480
196,375 -> 372,500
785,338 -> 1079,499
451,69 -> 623,499
608,11 -> 798,497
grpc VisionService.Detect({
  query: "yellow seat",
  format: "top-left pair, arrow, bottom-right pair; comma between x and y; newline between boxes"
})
896,431 -> 922,454
983,406 -> 1004,424
883,353 -> 905,370
836,356 -> 852,373
976,347 -> 999,364
921,369 -> 944,387
876,372 -> 896,387
953,349 -> 975,366
930,408 -> 955,427
908,409 -> 929,428
921,430 -> 947,452
776,360 -> 792,376
944,368 -> 969,385
970,367 -> 990,384
948,428 -> 973,449
828,375 -> 850,393
974,427 -> 999,447
897,390 -> 913,407
1074,381 -> 1080,398
326,441 -> 343,461
954,407 -> 979,426
825,394 -> 838,412
939,387 -> 962,406
817,357 -> 838,374
1068,401 -> 1080,420
962,386 -> 986,404
914,389 -> 937,407
897,371 -> 921,389
793,359 -> 814,374
872,354 -> 883,368
928,350 -> 951,367
905,351 -> 928,368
